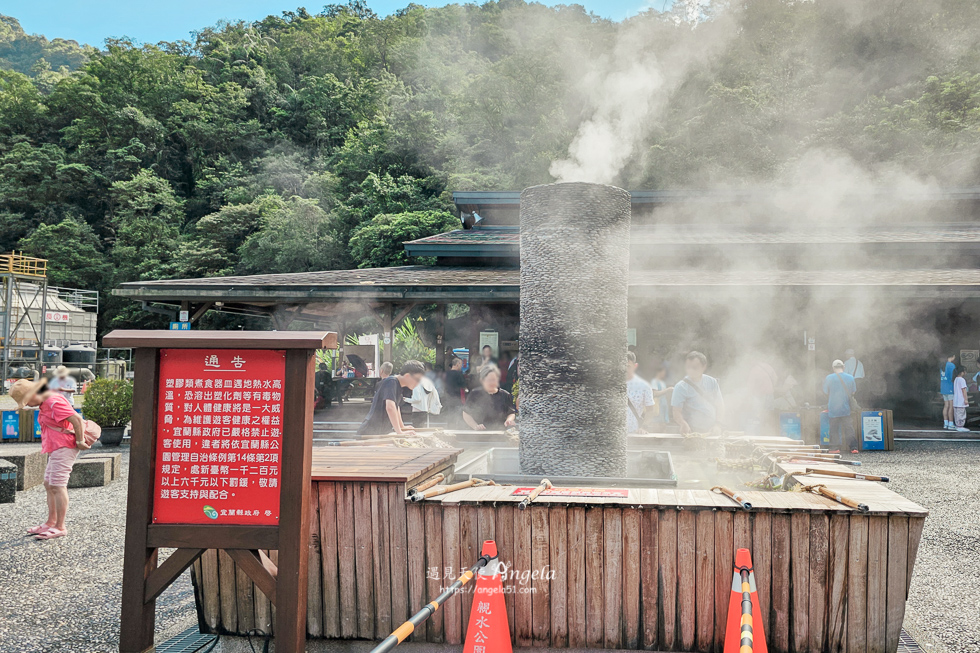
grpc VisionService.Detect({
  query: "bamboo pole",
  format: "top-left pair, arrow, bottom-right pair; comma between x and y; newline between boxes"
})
517,479 -> 552,511
803,468 -> 889,482
408,473 -> 446,497
802,484 -> 870,512
410,478 -> 492,503
711,485 -> 752,510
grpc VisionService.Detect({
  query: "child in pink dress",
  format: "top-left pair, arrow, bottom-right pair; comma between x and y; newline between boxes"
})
11,378 -> 90,540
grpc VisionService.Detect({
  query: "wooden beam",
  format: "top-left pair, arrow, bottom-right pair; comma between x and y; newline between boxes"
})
189,303 -> 213,324
146,524 -> 280,550
393,303 -> 417,327
144,548 -> 204,604
275,348 -> 315,650
383,303 -> 393,363
119,348 -> 161,653
227,549 -> 279,606
435,304 -> 447,369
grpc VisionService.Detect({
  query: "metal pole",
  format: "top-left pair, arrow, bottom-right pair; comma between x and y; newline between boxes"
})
370,552 -> 491,653
738,566 -> 754,653
1,274 -> 11,383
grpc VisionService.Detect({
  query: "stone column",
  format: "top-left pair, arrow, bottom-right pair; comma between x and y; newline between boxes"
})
518,182 -> 630,477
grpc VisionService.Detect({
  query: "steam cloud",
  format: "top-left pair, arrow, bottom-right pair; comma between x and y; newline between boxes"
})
550,1 -> 731,184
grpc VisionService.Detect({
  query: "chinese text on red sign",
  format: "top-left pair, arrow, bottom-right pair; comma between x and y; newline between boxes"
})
153,349 -> 286,525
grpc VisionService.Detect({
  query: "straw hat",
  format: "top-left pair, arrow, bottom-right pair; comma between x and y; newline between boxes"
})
55,365 -> 70,377
10,378 -> 47,410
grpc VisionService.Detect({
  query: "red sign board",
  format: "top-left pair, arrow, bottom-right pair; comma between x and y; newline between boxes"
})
510,487 -> 630,498
153,348 -> 286,525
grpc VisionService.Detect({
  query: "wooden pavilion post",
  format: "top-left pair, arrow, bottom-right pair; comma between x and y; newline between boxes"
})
435,304 -> 447,370
106,330 -> 336,653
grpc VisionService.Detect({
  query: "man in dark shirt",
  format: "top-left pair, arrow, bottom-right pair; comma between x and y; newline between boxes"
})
314,362 -> 332,406
357,360 -> 425,436
463,364 -> 517,430
442,357 -> 468,428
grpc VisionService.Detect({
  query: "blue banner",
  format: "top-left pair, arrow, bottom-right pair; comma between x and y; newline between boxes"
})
1,411 -> 17,439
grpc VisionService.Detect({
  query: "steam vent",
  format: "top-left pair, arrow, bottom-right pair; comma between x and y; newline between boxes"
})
518,182 -> 631,476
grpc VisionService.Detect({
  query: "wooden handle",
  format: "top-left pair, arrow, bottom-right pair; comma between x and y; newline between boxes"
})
408,473 -> 446,496
518,479 -> 553,510
804,468 -> 888,482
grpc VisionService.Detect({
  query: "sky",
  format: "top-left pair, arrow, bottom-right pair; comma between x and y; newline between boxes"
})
10,1 -> 655,46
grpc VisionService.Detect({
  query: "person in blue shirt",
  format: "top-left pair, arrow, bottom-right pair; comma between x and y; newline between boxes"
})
822,359 -> 858,453
940,354 -> 957,430
671,351 -> 725,434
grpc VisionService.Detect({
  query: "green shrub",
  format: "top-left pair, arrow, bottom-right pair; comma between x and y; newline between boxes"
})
83,379 -> 134,428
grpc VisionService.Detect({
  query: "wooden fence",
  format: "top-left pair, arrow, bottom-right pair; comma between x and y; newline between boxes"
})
192,479 -> 925,653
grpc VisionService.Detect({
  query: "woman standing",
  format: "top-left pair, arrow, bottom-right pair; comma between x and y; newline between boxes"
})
463,364 -> 516,430
11,378 -> 90,540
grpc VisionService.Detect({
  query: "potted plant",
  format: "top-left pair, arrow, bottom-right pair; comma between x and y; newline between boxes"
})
82,379 -> 134,446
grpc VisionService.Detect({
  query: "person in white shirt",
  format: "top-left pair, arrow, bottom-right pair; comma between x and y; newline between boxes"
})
625,352 -> 655,434
843,349 -> 865,382
953,366 -> 971,432
48,366 -> 78,405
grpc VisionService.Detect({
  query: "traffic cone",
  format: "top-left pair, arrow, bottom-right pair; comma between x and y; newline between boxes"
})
725,548 -> 767,653
463,540 -> 512,653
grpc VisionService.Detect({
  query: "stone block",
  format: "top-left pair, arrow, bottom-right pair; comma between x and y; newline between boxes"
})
82,453 -> 121,481
0,459 -> 16,503
68,457 -> 111,488
0,448 -> 48,490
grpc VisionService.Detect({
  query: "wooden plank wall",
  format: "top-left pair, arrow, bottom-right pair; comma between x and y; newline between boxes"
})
191,483 -> 926,653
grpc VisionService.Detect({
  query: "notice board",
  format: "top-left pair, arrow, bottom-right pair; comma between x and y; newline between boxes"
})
153,348 -> 285,525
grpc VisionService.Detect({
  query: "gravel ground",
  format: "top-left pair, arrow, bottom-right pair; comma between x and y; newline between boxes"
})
852,440 -> 980,653
1,439 -> 978,652
0,447 -> 196,653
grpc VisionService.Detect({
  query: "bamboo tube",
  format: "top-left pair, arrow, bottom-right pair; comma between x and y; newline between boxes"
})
804,468 -> 888,482
408,473 -> 445,496
410,478 -> 492,503
329,438 -> 398,447
518,479 -> 552,511
776,455 -> 862,466
711,485 -> 752,510
804,484 -> 870,512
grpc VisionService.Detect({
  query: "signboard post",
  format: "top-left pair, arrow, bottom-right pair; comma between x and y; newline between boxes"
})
104,330 -> 337,653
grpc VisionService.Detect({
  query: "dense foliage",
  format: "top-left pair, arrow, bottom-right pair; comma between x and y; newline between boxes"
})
1,1 -> 979,332
82,378 -> 134,428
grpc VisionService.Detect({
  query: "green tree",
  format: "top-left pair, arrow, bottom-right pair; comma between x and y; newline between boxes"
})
239,196 -> 338,273
108,170 -> 184,281
348,209 -> 458,268
17,217 -> 111,290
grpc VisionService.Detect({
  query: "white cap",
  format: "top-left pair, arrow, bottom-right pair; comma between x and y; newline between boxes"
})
832,359 -> 845,370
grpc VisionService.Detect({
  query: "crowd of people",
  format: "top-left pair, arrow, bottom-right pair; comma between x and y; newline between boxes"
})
355,348 -> 519,436
349,343 -> 971,445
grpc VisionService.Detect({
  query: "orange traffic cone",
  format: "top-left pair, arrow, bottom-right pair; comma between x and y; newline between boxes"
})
463,540 -> 512,653
725,548 -> 768,653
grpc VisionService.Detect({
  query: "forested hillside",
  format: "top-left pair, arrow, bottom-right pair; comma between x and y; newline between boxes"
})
2,0 -> 980,331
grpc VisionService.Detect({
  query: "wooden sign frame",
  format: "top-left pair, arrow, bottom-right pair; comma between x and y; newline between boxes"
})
103,330 -> 337,653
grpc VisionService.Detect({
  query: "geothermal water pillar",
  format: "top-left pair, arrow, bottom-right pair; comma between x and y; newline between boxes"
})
518,182 -> 630,477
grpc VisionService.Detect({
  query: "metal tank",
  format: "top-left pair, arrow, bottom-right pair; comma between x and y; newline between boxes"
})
62,343 -> 96,371
518,182 -> 631,477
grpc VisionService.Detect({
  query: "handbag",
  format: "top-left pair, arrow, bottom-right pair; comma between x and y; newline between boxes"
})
835,373 -> 861,413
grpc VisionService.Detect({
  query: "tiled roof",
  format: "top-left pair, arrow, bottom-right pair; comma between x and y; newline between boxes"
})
404,229 -> 519,247
122,266 -> 518,288
404,225 -> 980,252
116,265 -> 980,307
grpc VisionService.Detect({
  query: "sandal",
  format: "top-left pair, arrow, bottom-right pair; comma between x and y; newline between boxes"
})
27,524 -> 53,535
35,528 -> 67,540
